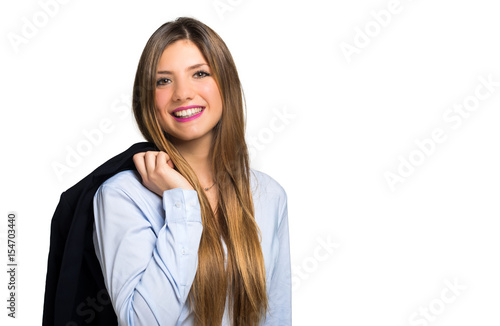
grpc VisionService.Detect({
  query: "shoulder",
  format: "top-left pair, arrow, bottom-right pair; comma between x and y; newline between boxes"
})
250,169 -> 287,205
94,170 -> 154,204
99,170 -> 142,191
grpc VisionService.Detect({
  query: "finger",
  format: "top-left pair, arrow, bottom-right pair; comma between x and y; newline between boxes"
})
158,151 -> 175,169
144,151 -> 159,175
156,151 -> 171,169
133,152 -> 147,178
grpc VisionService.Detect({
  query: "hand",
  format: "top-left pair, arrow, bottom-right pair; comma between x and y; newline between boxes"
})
133,151 -> 194,196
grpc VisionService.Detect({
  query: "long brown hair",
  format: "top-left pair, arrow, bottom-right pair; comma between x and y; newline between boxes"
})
132,17 -> 268,325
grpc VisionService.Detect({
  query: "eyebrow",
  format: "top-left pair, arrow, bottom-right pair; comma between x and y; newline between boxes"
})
157,63 -> 209,75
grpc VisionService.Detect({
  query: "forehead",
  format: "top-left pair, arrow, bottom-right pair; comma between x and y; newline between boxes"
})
157,40 -> 207,69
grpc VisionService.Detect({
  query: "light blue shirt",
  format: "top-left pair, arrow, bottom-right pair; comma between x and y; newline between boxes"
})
92,169 -> 291,325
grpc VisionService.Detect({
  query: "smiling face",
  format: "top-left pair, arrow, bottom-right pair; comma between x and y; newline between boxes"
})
154,39 -> 223,144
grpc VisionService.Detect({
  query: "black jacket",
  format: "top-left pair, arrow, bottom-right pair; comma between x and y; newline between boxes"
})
43,142 -> 158,326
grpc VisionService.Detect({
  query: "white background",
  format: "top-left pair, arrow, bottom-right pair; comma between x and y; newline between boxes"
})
1,0 -> 500,325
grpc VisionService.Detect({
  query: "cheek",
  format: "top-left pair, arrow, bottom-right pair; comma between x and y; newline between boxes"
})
154,91 -> 171,129
155,89 -> 171,108
199,82 -> 222,108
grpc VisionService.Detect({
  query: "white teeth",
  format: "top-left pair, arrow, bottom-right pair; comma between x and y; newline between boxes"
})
173,107 -> 203,118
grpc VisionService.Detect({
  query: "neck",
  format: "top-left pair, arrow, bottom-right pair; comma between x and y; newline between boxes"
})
171,133 -> 214,187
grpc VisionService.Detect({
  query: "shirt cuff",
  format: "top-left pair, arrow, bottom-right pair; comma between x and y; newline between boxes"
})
162,188 -> 202,223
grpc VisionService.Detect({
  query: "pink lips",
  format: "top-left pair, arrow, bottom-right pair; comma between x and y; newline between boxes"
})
171,105 -> 205,123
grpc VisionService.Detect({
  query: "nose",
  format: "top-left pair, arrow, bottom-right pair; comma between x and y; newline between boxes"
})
172,77 -> 195,102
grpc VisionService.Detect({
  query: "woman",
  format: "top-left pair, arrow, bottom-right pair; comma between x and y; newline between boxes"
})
92,17 -> 291,325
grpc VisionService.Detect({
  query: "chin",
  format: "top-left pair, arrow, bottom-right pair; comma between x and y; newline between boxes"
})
168,130 -> 213,143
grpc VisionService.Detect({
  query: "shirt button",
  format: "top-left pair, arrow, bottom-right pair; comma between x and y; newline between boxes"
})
181,248 -> 186,255
175,202 -> 181,208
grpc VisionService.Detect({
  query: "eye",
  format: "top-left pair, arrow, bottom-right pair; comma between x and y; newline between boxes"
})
156,77 -> 171,86
193,70 -> 210,78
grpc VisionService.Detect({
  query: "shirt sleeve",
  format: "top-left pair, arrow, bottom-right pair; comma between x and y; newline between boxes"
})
93,184 -> 203,326
264,192 -> 292,325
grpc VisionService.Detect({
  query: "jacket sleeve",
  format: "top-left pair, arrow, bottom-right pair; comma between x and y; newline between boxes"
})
93,183 -> 203,325
264,191 -> 292,325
